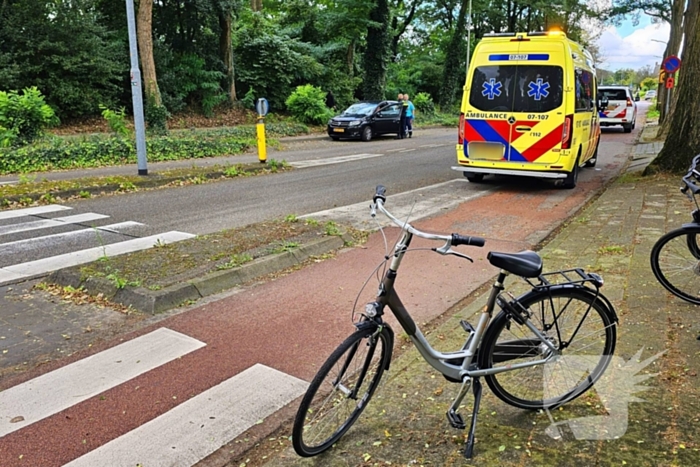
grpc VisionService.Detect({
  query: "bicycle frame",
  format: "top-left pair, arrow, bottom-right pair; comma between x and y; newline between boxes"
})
368,227 -> 560,384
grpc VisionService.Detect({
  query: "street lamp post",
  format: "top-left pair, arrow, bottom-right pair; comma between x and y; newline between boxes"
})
125,0 -> 148,176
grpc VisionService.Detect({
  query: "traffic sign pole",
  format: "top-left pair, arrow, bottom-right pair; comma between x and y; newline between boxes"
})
660,55 -> 682,122
255,98 -> 269,164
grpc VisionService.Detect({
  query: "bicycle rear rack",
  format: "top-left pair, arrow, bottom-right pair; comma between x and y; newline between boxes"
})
528,267 -> 604,290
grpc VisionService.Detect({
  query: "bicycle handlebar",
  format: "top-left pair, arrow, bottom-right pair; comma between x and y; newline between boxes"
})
681,154 -> 700,197
371,185 -> 486,250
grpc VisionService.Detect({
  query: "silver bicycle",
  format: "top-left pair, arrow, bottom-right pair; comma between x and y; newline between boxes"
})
292,185 -> 618,459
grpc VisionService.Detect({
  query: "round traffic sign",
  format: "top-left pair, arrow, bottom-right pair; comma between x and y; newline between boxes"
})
662,55 -> 681,73
256,98 -> 269,117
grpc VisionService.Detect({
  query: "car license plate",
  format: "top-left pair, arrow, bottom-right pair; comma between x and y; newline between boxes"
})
333,128 -> 344,133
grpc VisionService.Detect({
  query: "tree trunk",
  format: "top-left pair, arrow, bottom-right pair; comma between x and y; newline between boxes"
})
658,0 -> 685,128
362,0 -> 390,100
646,0 -> 700,174
251,0 -> 262,12
137,0 -> 161,106
218,10 -> 236,102
438,0 -> 468,109
346,38 -> 355,77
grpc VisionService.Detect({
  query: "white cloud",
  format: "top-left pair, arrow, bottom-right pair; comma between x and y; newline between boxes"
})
596,22 -> 670,71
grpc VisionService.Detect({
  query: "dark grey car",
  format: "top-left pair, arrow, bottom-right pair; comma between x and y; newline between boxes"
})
327,101 -> 402,141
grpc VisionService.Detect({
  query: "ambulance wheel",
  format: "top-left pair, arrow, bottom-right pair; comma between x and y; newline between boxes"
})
623,123 -> 633,133
584,143 -> 598,168
562,156 -> 580,189
465,173 -> 484,183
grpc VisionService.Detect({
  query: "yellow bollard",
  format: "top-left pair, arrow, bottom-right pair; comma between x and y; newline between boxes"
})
256,117 -> 267,163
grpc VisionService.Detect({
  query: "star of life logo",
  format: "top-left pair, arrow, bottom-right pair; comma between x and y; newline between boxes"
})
543,348 -> 664,441
527,78 -> 550,101
481,79 -> 503,100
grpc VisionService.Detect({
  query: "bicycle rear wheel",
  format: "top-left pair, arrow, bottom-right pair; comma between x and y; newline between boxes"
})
650,226 -> 700,305
292,326 -> 391,457
478,287 -> 616,410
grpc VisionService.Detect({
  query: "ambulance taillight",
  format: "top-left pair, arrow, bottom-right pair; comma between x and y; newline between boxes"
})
458,113 -> 465,145
561,115 -> 573,149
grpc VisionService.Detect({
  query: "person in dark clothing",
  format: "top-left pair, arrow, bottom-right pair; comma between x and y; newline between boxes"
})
397,93 -> 407,139
325,90 -> 336,110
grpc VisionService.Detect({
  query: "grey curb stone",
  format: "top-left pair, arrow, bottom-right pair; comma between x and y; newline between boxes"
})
46,234 -> 346,314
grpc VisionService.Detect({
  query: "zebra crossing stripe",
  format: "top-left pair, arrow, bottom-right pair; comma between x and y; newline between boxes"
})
0,204 -> 72,220
290,153 -> 384,168
0,231 -> 196,285
0,328 -> 206,438
0,221 -> 144,251
63,364 -> 307,467
0,212 -> 110,236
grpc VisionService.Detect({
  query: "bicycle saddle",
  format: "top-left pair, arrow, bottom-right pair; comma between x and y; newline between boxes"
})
487,250 -> 543,278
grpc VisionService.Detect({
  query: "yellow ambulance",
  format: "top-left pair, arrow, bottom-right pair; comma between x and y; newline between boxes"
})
452,31 -> 603,189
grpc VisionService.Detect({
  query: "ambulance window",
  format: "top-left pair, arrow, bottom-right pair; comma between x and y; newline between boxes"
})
575,69 -> 594,112
469,65 -> 563,113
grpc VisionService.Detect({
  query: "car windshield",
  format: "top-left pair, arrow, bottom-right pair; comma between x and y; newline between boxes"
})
469,65 -> 564,113
340,103 -> 377,117
599,89 -> 628,100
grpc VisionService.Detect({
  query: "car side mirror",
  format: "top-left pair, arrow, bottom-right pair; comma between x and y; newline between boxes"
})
597,96 -> 609,110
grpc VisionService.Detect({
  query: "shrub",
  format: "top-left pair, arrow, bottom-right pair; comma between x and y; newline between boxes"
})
99,105 -> 130,137
241,87 -> 257,110
145,96 -> 169,135
285,84 -> 332,125
0,125 -> 18,148
0,87 -> 58,145
0,121 -> 309,174
413,92 -> 435,115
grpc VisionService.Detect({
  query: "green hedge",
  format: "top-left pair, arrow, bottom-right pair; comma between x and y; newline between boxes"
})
0,122 -> 309,174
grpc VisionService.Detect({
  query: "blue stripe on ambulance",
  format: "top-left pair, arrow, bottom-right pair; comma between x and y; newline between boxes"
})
467,120 -> 527,162
488,54 -> 550,61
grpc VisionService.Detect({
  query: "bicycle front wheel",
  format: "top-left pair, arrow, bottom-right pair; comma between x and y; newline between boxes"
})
292,326 -> 391,457
650,227 -> 700,305
478,287 -> 616,410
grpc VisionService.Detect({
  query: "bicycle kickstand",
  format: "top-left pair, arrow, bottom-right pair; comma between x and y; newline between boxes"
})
464,377 -> 482,459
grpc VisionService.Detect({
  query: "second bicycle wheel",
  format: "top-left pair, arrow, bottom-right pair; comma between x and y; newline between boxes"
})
478,287 -> 616,410
292,326 -> 391,457
650,227 -> 700,305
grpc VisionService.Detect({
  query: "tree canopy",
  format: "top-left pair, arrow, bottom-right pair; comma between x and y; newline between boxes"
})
0,0 -> 645,120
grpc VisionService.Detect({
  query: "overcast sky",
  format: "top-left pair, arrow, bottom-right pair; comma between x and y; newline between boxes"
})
596,16 -> 670,71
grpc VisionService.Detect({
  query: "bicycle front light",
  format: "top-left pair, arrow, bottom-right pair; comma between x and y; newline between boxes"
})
364,301 -> 382,317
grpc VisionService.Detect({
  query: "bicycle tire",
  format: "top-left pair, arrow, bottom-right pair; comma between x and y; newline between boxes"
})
478,287 -> 616,410
292,326 -> 391,457
650,226 -> 700,305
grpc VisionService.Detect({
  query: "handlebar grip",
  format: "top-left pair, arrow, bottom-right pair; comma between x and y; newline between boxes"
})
374,185 -> 387,203
451,233 -> 485,247
682,176 -> 700,195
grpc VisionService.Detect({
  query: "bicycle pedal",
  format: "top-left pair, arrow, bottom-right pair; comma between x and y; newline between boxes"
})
446,410 -> 466,430
459,320 -> 475,334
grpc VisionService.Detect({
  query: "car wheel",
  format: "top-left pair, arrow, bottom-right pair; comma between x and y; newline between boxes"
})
562,153 -> 580,189
464,173 -> 484,183
361,126 -> 373,142
584,140 -> 599,168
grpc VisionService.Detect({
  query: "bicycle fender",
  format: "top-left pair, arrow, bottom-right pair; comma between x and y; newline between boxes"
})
354,321 -> 395,371
513,284 -> 618,323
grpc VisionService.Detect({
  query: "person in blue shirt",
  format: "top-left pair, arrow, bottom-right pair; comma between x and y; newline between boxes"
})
404,94 -> 415,138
